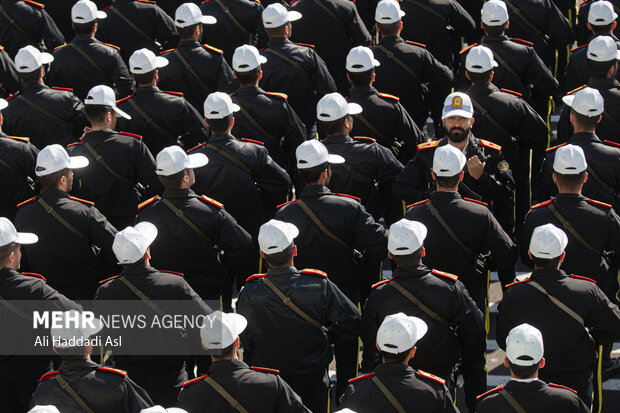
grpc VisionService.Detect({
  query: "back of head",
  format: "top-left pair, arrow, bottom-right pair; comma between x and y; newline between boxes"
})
586,35 -> 620,78
588,0 -> 618,35
505,323 -> 544,379
528,223 -> 567,269
388,219 -> 427,268
375,0 -> 404,36
258,219 -> 298,267
376,313 -> 427,363
481,0 -> 509,36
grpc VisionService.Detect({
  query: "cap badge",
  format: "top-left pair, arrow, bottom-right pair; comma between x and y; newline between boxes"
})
452,96 -> 463,109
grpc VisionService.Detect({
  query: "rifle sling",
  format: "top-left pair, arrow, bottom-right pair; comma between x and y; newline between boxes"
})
354,113 -> 391,144
488,48 -> 522,82
128,99 -> 170,137
161,198 -> 218,249
109,6 -> 156,44
371,376 -> 407,413
390,281 -> 449,324
375,45 -> 428,93
586,165 -> 615,194
37,198 -> 88,240
425,201 -> 475,256
0,294 -> 32,320
54,375 -> 95,413
16,95 -> 73,128
263,48 -> 312,79
0,6 -> 29,37
502,0 -> 549,42
69,43 -> 106,75
471,99 -> 511,138
603,110 -> 620,129
296,200 -> 354,252
213,0 -> 253,42
340,162 -> 374,182
499,389 -> 528,413
308,0 -> 344,25
235,103 -> 280,145
174,50 -> 211,90
204,376 -> 250,413
548,204 -> 601,255
83,142 -> 137,189
527,281 -> 585,327
402,0 -> 446,23
0,156 -> 18,174
205,143 -> 252,175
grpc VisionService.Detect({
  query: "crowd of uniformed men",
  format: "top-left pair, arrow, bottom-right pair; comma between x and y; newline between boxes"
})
1,0 -> 620,411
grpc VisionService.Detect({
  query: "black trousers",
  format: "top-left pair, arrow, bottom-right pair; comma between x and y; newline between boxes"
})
281,369 -> 329,413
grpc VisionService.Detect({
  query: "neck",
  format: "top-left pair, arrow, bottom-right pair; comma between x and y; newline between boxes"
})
241,82 -> 259,88
449,137 -> 469,151
138,81 -> 157,88
436,185 -> 458,192
510,371 -> 538,380
89,123 -> 111,132
269,34 -> 288,40
556,186 -> 582,194
572,125 -> 595,134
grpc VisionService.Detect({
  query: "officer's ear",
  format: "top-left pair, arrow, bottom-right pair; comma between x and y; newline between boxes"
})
258,69 -> 263,81
539,357 -> 545,369
229,116 -> 235,128
387,251 -> 393,259
398,21 -> 403,31
408,346 -> 416,359
489,71 -> 494,82
420,247 -> 426,258
259,250 -> 265,258
458,171 -> 465,182
583,172 -> 588,184
292,245 -> 298,257
503,357 -> 510,368
587,22 -> 594,34
613,21 -> 618,31
431,170 -> 437,181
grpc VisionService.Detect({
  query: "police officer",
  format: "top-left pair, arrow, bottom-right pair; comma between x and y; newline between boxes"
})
345,46 -> 424,164
477,324 -> 590,413
0,218 -> 80,413
361,219 -> 486,412
157,3 -> 237,112
289,0 -> 371,94
157,0 -> 198,17
236,220 -> 361,413
230,45 -> 306,177
68,85 -> 160,230
464,45 -> 548,232
190,92 -> 292,241
496,224 -> 620,407
137,146 -> 255,300
275,140 -> 387,400
577,0 -> 620,45
94,222 -> 212,406
404,145 -> 518,306
0,45 -> 22,98
259,3 -> 337,140
557,37 -> 620,143
177,311 -> 311,412
0,0 -> 65,58
342,313 -> 459,413
539,87 -> 620,213
47,0 -> 134,100
30,310 -> 154,411
372,0 -> 454,135
96,0 -> 178,62
317,93 -> 404,225
15,144 -> 117,300
116,49 -> 207,156
200,0 -> 267,66
394,92 -> 516,237
3,46 -> 88,149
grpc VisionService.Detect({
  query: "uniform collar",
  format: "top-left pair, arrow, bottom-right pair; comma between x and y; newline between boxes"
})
429,190 -> 462,201
482,35 -> 509,43
83,128 -> 116,142
121,264 -> 160,277
72,36 -> 97,44
235,86 -> 266,96
208,133 -> 238,144
178,40 -> 201,48
588,77 -> 620,89
40,187 -> 71,200
504,379 -> 546,391
439,135 -> 479,157
530,268 -> 569,281
134,86 -> 161,95
0,268 -> 20,280
22,83 -> 49,93
467,82 -> 500,96
322,135 -> 352,144
568,132 -> 602,144
349,85 -> 378,98
267,37 -> 294,47
554,193 -> 587,203
163,188 -> 197,199
59,359 -> 100,373
393,264 -> 431,278
300,184 -> 332,198
209,359 -> 249,374
267,266 -> 298,277
375,362 -> 415,376
379,36 -> 404,47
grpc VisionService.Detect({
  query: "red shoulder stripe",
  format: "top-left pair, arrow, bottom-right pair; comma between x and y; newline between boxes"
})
16,197 -> 36,208
301,268 -> 328,278
477,385 -> 503,400
39,371 -> 60,382
459,43 -> 477,55
464,197 -> 488,206
604,140 -> 620,148
549,383 -> 578,394
25,0 -> 44,7
513,38 -> 534,46
187,142 -> 206,153
530,199 -> 552,209
99,274 -> 122,284
70,196 -> 94,205
246,273 -> 267,282
571,44 -> 588,53
417,370 -> 446,384
5,135 -> 29,143
162,90 -> 183,97
506,279 -> 531,287
97,367 -> 126,376
182,374 -> 208,387
276,200 -> 297,209
200,195 -> 223,208
161,48 -> 177,54
571,274 -> 596,283
160,270 -> 184,276
295,42 -> 315,48
116,95 -> 133,104
353,136 -> 377,143
377,92 -> 400,101
242,138 -> 264,145
406,199 -> 429,209
587,199 -> 612,208
337,193 -> 361,201
405,40 -> 426,48
501,88 -> 522,97
372,279 -> 391,288
138,196 -> 159,210
22,272 -> 46,281
251,366 -> 280,374
51,86 -> 74,92
6,93 -> 18,101
349,372 -> 374,383
67,142 -> 84,147
432,269 -> 458,281
119,131 -> 142,140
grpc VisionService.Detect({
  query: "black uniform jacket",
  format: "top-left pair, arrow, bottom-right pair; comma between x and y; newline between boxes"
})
0,133 -> 38,220
0,46 -> 21,97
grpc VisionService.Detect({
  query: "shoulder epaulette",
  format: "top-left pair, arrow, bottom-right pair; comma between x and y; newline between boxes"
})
405,40 -> 426,48
459,43 -> 477,55
266,91 -> 288,100
567,85 -> 587,95
246,273 -> 267,282
5,135 -> 29,143
242,138 -> 264,145
201,0 -> 212,3
432,269 -> 458,281
101,42 -> 120,50
98,366 -> 127,376
549,383 -> 578,394
476,385 -> 503,400
417,140 -> 440,150
162,90 -> 183,97
417,370 -> 446,385
588,199 -> 612,208
23,272 -> 46,281
337,193 -> 361,201
54,44 -> 69,51
119,131 -> 142,140
138,196 -> 159,210
136,0 -> 156,3
353,136 -> 376,143
372,278 -> 392,288
546,142 -> 567,152
501,88 -> 522,97
464,197 -> 488,207
203,44 -> 223,54
16,197 -> 36,208
25,0 -> 44,8
571,274 -> 597,283
6,93 -> 18,101
160,270 -> 184,277
182,374 -> 208,387
116,95 -> 133,104
513,38 -> 534,46
378,92 -> 400,101
101,5 -> 112,11
277,199 -> 297,209
200,195 -> 223,208
406,199 -> 429,209
571,44 -> 588,53
99,274 -> 122,284
187,142 -> 206,153
530,199 -> 552,209
295,42 -> 315,48
39,371 -> 60,382
579,0 -> 591,6
349,372 -> 375,383
479,139 -> 501,151
51,86 -> 74,92
506,279 -> 531,287
604,140 -> 620,148
302,268 -> 328,278
0,45 -> 4,51
70,196 -> 94,205
161,48 -> 177,54
251,366 -> 279,374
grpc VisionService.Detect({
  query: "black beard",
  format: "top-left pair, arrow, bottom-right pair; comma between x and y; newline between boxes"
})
448,127 -> 469,143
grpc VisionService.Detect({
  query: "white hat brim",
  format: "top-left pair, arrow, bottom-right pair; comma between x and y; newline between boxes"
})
96,11 -> 107,19
40,52 -> 54,65
328,154 -> 345,164
228,313 -> 248,338
442,109 -> 473,120
348,102 -> 363,115
188,153 -> 209,169
15,232 -> 38,245
412,317 -> 428,342
231,103 -> 241,113
201,15 -> 217,24
288,11 -> 302,21
259,55 -> 268,64
114,107 -> 132,120
134,221 -> 158,246
68,155 -> 89,170
155,56 -> 169,68
0,99 -> 8,111
562,95 -> 575,108
399,10 -> 406,17
373,58 -> 381,67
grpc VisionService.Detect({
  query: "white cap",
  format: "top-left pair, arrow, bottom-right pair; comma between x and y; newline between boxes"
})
506,323 -> 544,366
442,92 -> 474,119
562,86 -> 605,117
175,3 -> 216,27
317,92 -> 362,121
84,85 -> 132,119
588,0 -> 618,25
50,310 -> 103,348
129,49 -> 168,74
203,92 -> 240,119
553,144 -> 587,175
465,45 -> 498,73
71,0 -> 106,23
262,3 -> 302,28
388,219 -> 427,255
0,98 -> 6,111
141,408 -> 188,413
433,144 -> 467,176
200,311 -> 247,349
296,140 -> 345,169
232,45 -> 267,72
0,217 -> 38,247
586,36 -> 620,62
376,313 -> 428,354
28,407 -> 61,413
258,219 -> 299,253
113,222 -> 158,264
36,144 -> 89,177
156,146 -> 208,176
529,223 -> 568,259
481,0 -> 509,26
346,46 -> 380,72
375,0 -> 405,24
14,45 -> 53,73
